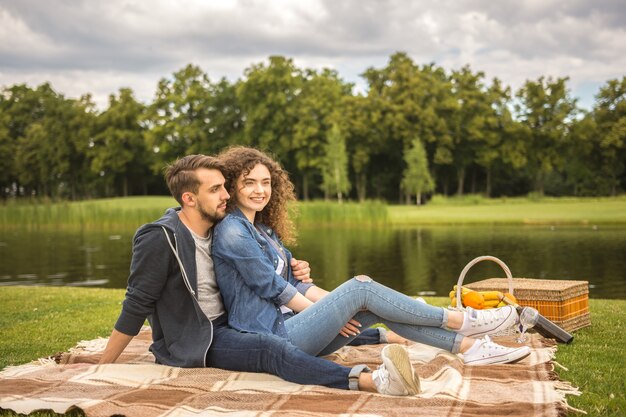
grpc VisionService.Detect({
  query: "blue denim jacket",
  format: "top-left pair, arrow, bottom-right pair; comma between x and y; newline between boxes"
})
212,208 -> 314,337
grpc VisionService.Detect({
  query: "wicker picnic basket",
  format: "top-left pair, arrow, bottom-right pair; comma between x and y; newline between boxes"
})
450,256 -> 518,336
455,256 -> 591,332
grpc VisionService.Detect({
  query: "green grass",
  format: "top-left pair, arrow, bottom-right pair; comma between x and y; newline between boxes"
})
389,195 -> 626,225
0,197 -> 176,230
423,297 -> 626,416
1,287 -> 624,416
295,200 -> 389,225
0,287 -> 125,368
2,195 -> 626,229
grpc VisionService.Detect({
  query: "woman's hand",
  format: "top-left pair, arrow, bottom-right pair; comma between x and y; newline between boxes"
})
339,318 -> 362,337
291,258 -> 313,283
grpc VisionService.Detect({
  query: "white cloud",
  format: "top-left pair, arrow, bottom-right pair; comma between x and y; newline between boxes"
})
0,0 -> 624,110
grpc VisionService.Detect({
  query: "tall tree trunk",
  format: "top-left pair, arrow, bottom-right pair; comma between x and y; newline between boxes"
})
535,171 -> 545,196
456,167 -> 465,196
123,176 -> 129,197
416,190 -> 422,206
356,171 -> 366,202
611,174 -> 617,196
302,173 -> 309,201
471,169 -> 477,194
485,166 -> 492,197
334,166 -> 342,203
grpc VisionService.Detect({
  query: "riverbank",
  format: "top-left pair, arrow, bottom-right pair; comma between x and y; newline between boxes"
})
2,195 -> 626,229
389,195 -> 626,226
0,286 -> 624,416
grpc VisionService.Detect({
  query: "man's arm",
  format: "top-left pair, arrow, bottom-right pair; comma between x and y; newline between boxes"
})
101,226 -> 172,363
99,329 -> 134,364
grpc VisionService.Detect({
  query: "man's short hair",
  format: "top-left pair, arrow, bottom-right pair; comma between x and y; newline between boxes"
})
164,155 -> 224,205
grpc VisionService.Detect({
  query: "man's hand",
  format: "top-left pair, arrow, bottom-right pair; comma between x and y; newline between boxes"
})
291,258 -> 313,283
98,329 -> 133,364
339,318 -> 362,337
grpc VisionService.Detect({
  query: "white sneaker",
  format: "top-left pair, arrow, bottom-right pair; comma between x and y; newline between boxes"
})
373,344 -> 420,396
462,335 -> 531,366
457,306 -> 518,337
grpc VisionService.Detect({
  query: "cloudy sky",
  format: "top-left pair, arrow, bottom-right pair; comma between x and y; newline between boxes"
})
1,0 -> 625,110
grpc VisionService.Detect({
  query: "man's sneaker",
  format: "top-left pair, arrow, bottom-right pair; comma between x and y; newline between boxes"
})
372,344 -> 420,396
462,335 -> 531,366
457,306 -> 518,337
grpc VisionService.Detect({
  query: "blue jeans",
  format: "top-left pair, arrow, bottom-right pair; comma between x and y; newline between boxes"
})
285,276 -> 464,356
206,315 -> 368,390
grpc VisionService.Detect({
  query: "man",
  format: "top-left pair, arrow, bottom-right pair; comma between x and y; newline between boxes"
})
99,154 -> 420,396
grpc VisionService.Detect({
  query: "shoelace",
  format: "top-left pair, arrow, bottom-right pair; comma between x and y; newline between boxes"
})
479,335 -> 507,350
469,307 -> 504,327
374,364 -> 390,390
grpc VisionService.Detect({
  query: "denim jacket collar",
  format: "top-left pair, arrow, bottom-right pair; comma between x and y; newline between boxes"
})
228,206 -> 272,236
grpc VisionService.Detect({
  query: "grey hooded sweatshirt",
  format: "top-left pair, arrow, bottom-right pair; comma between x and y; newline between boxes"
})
114,207 -> 213,367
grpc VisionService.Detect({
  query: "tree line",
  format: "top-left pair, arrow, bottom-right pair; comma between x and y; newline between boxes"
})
1,52 -> 624,203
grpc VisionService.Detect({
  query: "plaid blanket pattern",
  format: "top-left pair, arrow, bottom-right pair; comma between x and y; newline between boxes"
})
0,328 -> 581,417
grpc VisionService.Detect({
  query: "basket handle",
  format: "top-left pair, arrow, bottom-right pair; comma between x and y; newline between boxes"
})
455,256 -> 514,309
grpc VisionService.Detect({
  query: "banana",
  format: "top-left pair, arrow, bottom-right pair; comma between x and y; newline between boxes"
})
448,287 -> 516,310
480,291 -> 503,301
503,293 -> 518,304
483,299 -> 501,308
453,285 -> 473,295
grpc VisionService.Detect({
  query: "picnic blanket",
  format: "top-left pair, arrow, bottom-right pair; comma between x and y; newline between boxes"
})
0,327 -> 581,417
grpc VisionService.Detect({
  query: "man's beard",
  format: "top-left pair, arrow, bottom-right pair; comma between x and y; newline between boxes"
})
198,203 -> 225,224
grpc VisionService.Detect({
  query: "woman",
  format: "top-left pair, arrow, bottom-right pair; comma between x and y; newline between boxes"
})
213,146 -> 530,366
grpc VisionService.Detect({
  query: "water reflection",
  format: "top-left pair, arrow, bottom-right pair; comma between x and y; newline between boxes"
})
0,229 -> 127,288
294,225 -> 626,299
0,225 -> 625,299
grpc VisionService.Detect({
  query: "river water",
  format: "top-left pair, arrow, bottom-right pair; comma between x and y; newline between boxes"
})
1,225 -> 624,299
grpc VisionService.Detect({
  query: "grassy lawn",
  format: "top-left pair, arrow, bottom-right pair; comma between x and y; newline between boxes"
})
2,195 -> 626,229
1,287 -> 624,416
389,195 -> 626,225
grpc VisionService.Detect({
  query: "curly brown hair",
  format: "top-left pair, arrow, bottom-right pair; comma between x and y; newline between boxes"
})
217,146 -> 297,244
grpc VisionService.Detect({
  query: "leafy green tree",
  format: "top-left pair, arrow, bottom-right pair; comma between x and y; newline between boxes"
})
361,53 -> 451,200
515,77 -> 578,195
446,65 -> 494,196
144,64 -> 214,172
477,78 -> 517,197
401,138 -> 434,205
187,77 -> 244,156
341,94 -> 379,201
91,88 -> 150,196
321,124 -> 351,202
592,76 -> 626,195
0,84 -> 49,197
13,84 -> 94,199
0,110 -> 12,198
292,69 -> 351,199
237,56 -> 303,173
564,113 -> 600,195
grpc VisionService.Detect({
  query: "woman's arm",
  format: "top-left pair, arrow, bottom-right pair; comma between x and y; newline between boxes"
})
304,285 -> 329,302
284,291 -> 314,312
213,217 -> 298,305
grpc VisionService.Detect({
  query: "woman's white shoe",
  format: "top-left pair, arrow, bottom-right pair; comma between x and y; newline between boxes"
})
462,335 -> 531,365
